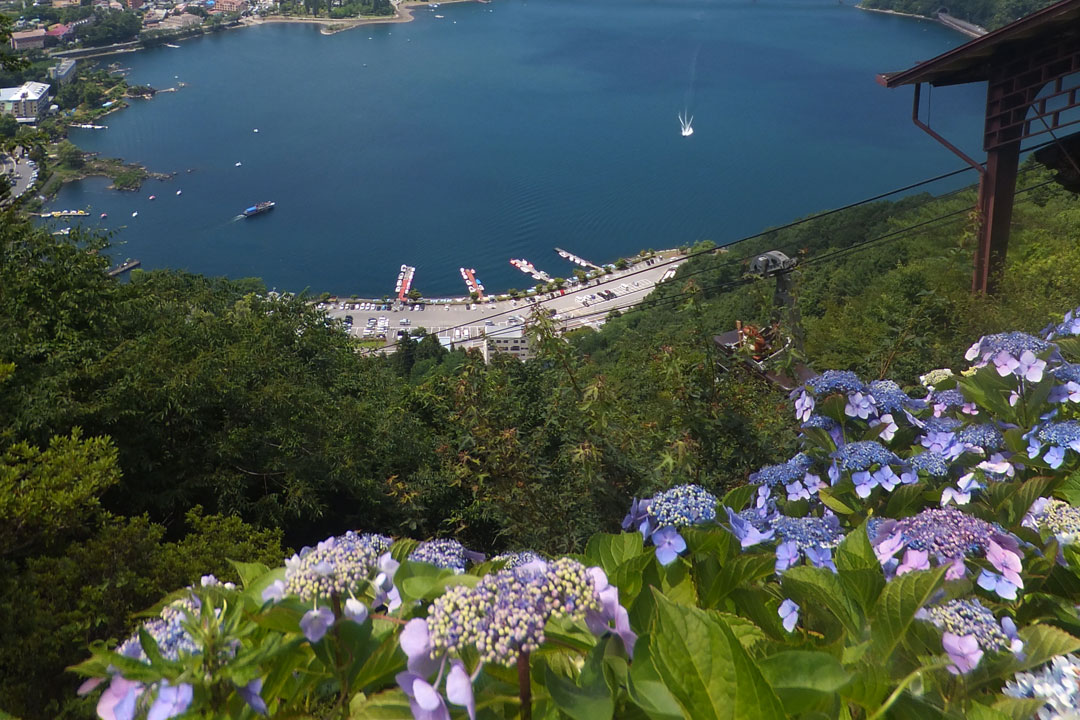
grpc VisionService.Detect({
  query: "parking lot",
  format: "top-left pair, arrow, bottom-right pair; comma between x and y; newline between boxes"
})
319,253 -> 684,350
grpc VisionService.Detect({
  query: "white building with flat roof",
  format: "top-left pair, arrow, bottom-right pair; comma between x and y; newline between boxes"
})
0,82 -> 51,120
482,326 -> 532,363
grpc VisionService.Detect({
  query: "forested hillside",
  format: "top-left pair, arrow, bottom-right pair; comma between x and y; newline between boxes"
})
859,0 -> 1056,29
2,159 -> 1079,717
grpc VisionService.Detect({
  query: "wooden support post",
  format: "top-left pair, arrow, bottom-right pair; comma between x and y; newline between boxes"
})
972,141 -> 1020,294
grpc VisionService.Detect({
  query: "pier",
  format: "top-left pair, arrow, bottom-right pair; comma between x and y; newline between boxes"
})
554,247 -> 601,271
460,267 -> 485,299
509,258 -> 551,283
40,209 -> 89,218
395,264 -> 416,301
107,258 -> 141,277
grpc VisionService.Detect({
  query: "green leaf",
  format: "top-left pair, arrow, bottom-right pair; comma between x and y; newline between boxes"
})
1005,475 -> 1058,527
626,636 -> 684,720
228,559 -> 271,590
351,632 -> 405,692
722,484 -> 757,512
835,520 -> 886,614
585,532 -> 645,575
388,538 -> 419,563
965,703 -> 1012,720
609,552 -> 655,606
869,566 -> 947,663
883,483 -> 925,517
714,613 -> 766,651
349,688 -> 414,719
544,664 -> 614,720
817,488 -> 856,515
647,590 -> 785,720
757,651 -> 851,715
992,697 -> 1047,720
781,566 -> 863,636
994,625 -> 1080,677
697,554 -> 774,610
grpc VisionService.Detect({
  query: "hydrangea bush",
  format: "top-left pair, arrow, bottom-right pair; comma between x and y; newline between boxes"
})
74,307 -> 1080,719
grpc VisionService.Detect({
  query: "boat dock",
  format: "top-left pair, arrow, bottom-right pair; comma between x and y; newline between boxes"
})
460,267 -> 485,299
396,264 -> 416,301
509,258 -> 551,283
107,258 -> 141,277
40,209 -> 90,218
555,247 -> 601,271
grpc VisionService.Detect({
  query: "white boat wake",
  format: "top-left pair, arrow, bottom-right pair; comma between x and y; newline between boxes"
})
679,111 -> 694,137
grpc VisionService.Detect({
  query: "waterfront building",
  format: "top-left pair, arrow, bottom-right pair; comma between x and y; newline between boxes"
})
49,58 -> 77,84
213,0 -> 248,13
45,23 -> 74,45
9,29 -> 46,50
482,327 -> 532,363
0,82 -> 51,120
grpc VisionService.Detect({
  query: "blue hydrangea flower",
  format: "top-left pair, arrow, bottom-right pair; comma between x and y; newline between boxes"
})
909,450 -> 951,477
493,550 -> 546,569
872,508 -> 1022,595
1043,307 -> 1080,339
916,598 -> 1022,675
868,380 -> 922,413
410,538 -> 485,573
1028,421 -> 1080,468
1024,497 -> 1080,545
749,454 -> 812,487
779,599 -> 799,633
956,423 -> 1005,452
831,441 -> 898,472
284,532 -> 393,601
423,558 -> 606,666
801,415 -> 839,432
807,370 -> 865,395
1004,654 -> 1080,718
965,332 -> 1054,366
646,484 -> 718,528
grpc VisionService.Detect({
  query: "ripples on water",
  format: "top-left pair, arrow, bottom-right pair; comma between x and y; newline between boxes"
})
51,0 -> 985,296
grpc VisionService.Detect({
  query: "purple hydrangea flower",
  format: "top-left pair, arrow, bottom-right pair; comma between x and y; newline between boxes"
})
651,527 -> 687,566
300,606 -> 335,643
779,599 -> 799,633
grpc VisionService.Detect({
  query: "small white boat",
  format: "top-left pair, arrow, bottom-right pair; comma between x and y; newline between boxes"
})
176,190 -> 182,196
132,211 -> 138,217
148,195 -> 155,200
234,161 -> 242,167
165,43 -> 181,48
253,128 -> 259,133
679,111 -> 694,137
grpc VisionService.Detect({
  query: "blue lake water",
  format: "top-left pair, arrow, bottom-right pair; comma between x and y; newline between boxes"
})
50,0 -> 986,297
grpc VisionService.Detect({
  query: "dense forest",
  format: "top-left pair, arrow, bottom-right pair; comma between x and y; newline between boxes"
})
858,0 -> 1057,29
2,156 -> 1079,717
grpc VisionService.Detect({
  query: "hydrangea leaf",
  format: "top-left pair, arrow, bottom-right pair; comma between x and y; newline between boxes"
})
1057,473 -> 1080,506
978,625 -> 1080,683
964,702 -> 1012,720
721,484 -> 757,513
883,483 -> 926,518
387,538 -> 419,564
869,566 -> 947,663
695,554 -> 774,610
608,552 -> 657,606
781,566 -> 863,637
626,634 -> 684,720
991,696 -> 1054,720
713,612 -> 766,651
544,663 -> 614,720
838,664 -> 890,710
228,559 -> 271,590
584,532 -> 644,575
681,526 -> 734,558
348,687 -> 414,719
647,590 -> 785,720
816,488 -> 856,515
1005,476 -> 1059,527
756,651 -> 852,715
350,633 -> 405,693
834,520 -> 886,614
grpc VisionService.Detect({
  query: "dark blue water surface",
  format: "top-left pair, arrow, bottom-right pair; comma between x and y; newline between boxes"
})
51,0 -> 985,296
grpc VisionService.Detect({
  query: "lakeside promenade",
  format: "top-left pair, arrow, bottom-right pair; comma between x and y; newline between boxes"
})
319,252 -> 686,351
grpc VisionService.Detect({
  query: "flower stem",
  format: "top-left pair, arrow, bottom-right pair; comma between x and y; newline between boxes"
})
517,651 -> 532,720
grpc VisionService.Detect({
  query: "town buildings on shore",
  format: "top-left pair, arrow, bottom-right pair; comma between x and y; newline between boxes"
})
0,82 -> 52,121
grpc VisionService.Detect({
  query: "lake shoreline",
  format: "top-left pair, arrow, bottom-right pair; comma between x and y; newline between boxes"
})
244,0 -> 476,35
854,4 -> 984,38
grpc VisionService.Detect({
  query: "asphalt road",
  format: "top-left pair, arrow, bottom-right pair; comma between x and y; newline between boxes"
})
1,153 -> 38,201
319,253 -> 685,351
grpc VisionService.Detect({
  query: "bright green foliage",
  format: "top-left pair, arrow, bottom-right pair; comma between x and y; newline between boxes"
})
859,0 -> 1056,29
